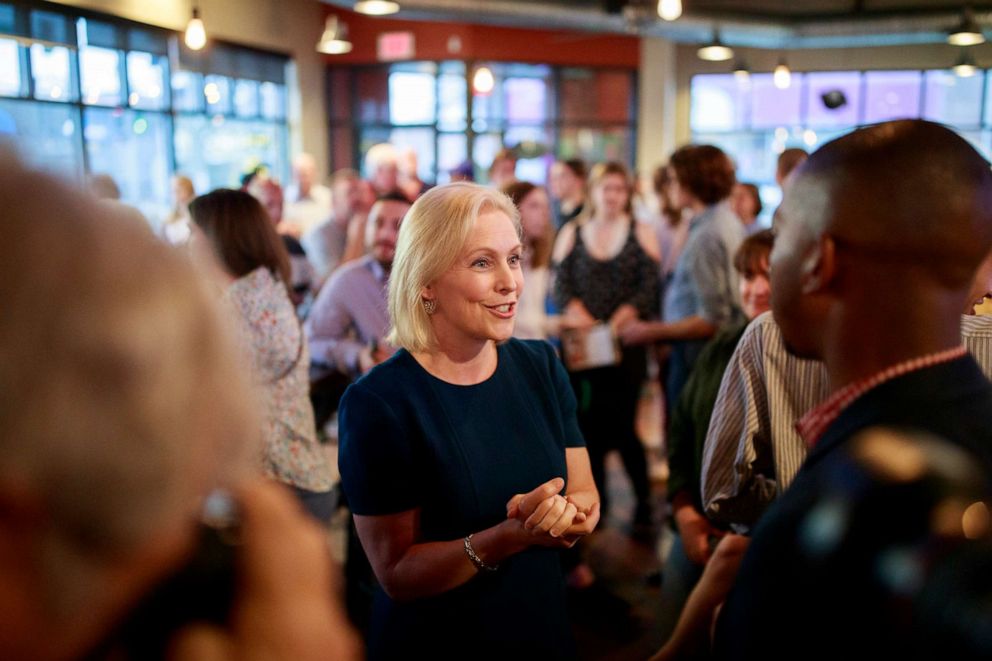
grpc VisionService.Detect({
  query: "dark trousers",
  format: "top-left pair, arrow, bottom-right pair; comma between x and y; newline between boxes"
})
569,362 -> 651,516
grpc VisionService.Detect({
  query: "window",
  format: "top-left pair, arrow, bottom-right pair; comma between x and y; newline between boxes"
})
690,68 -> 992,224
329,62 -> 636,185
1,3 -> 290,230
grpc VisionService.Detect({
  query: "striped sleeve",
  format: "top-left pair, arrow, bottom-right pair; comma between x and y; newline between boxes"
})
701,313 -> 829,531
961,313 -> 992,380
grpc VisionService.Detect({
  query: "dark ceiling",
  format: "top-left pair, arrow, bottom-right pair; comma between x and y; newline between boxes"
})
324,1 -> 992,48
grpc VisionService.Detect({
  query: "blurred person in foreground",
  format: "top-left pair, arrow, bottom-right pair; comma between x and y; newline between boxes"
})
190,189 -> 335,523
337,182 -> 600,659
0,153 -> 357,660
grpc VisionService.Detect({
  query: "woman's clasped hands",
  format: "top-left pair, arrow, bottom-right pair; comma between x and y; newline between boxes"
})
504,477 -> 600,547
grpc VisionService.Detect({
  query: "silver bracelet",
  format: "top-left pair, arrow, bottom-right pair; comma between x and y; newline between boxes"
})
463,534 -> 498,572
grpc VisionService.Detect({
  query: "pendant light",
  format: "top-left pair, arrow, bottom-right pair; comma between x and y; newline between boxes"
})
184,6 -> 207,51
354,1 -> 400,15
317,16 -> 353,55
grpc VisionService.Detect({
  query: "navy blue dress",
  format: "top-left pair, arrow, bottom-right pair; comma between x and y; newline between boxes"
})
338,339 -> 585,659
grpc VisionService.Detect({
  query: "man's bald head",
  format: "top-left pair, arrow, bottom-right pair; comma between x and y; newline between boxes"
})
788,120 -> 992,287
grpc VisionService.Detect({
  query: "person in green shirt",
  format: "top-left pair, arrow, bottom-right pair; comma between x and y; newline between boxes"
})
656,229 -> 774,645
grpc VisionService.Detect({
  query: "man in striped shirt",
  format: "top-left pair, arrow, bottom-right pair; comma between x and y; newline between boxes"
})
699,305 -> 992,533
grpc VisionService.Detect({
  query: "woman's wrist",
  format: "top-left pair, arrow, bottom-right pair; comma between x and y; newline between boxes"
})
470,519 -> 529,567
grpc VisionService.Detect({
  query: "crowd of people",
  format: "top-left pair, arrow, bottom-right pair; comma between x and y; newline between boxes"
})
6,118 -> 992,660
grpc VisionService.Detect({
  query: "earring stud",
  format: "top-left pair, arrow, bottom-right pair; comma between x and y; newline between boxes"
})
423,298 -> 437,315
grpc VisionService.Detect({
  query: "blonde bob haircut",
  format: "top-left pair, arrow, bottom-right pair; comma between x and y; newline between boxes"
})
387,182 -> 521,353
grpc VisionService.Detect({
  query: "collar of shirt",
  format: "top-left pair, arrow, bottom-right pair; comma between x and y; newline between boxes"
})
367,257 -> 388,284
795,345 -> 968,448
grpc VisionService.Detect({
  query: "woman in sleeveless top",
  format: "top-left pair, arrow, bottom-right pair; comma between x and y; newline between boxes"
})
552,161 -> 661,528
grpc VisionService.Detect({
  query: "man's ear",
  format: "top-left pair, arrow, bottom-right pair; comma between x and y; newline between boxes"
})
800,234 -> 836,294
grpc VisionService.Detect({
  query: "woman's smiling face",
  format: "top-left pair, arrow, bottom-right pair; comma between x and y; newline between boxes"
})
423,209 -> 524,351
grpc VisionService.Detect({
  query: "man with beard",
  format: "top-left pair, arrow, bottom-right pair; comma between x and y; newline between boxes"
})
307,192 -> 409,379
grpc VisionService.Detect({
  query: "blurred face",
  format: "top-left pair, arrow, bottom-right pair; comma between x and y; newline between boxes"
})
372,163 -> 398,195
294,159 -> 316,192
591,173 -> 629,219
332,178 -> 360,218
424,210 -> 523,350
519,188 -> 551,242
732,184 -> 759,223
549,163 -> 579,200
668,169 -> 693,211
368,199 -> 409,269
739,257 -> 771,320
172,178 -> 194,206
254,181 -> 283,225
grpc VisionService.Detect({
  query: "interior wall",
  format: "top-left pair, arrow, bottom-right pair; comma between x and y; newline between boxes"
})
50,0 -> 331,181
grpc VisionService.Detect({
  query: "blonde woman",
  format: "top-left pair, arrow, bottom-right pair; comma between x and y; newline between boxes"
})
338,182 -> 600,659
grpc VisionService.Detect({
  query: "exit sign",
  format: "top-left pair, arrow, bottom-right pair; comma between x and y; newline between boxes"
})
377,32 -> 415,61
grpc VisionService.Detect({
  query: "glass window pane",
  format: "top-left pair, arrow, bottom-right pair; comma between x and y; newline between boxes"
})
0,98 -> 82,178
923,69 -> 984,128
388,127 -> 435,183
437,132 -> 467,184
84,107 -> 172,223
126,51 -> 168,110
504,77 -> 547,124
438,67 -> 466,131
204,75 -> 232,115
234,79 -> 259,118
174,115 -> 288,194
80,46 -> 122,106
864,70 -> 922,123
749,73 -> 802,129
805,71 -> 861,128
30,44 -> 75,101
0,38 -> 22,96
961,129 -> 990,161
690,74 -> 749,131
172,70 -> 202,112
259,82 -> 285,119
472,79 -> 503,127
388,71 -> 435,125
473,133 -> 503,176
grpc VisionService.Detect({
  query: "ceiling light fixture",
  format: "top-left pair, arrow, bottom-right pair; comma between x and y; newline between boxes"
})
316,15 -> 353,55
948,7 -> 985,46
954,48 -> 978,77
354,1 -> 400,15
657,0 -> 682,21
697,30 -> 733,61
773,57 -> 792,89
184,6 -> 207,51
733,58 -> 750,82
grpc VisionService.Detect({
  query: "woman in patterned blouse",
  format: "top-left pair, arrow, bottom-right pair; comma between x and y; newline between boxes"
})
190,189 -> 334,522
